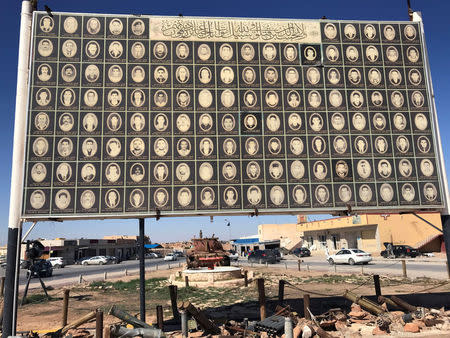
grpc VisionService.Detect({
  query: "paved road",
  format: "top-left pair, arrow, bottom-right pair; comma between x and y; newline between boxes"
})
236,256 -> 448,279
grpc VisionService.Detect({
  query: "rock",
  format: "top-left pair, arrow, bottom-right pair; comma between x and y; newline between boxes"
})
404,322 -> 420,333
351,304 -> 363,312
372,326 -> 387,335
301,325 -> 312,338
359,325 -> 374,336
413,319 -> 426,328
349,311 -> 368,319
335,320 -> 348,331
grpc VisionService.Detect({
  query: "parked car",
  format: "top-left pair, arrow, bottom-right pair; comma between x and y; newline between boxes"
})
81,256 -> 108,265
75,256 -> 91,265
228,251 -> 239,261
106,256 -> 121,264
292,247 -> 311,257
47,257 -> 65,268
145,252 -> 159,259
269,248 -> 282,262
380,242 -> 420,258
164,253 -> 177,261
173,251 -> 184,257
327,249 -> 372,265
28,259 -> 53,278
248,250 -> 277,264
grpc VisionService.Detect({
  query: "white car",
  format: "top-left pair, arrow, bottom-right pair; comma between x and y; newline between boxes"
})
81,256 -> 108,265
327,249 -> 372,265
228,251 -> 239,261
47,257 -> 65,268
164,253 -> 177,261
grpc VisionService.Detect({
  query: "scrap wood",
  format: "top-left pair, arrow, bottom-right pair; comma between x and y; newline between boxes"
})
343,291 -> 385,315
390,296 -> 417,312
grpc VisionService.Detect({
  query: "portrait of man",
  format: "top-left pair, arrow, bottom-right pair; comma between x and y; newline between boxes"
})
176,114 -> 190,133
176,138 -> 191,157
309,114 -> 323,132
326,45 -> 339,62
324,23 -> 338,39
368,68 -> 382,85
223,187 -> 238,206
245,138 -> 259,156
359,184 -> 372,202
107,89 -> 122,107
373,113 -> 386,130
81,163 -> 96,182
392,113 -> 406,131
86,18 -> 101,35
269,160 -> 283,179
407,46 -> 419,63
131,19 -> 145,35
154,188 -> 169,207
386,46 -> 399,62
339,23 -> 354,39
288,137 -> 302,155
131,89 -> 145,108
153,163 -> 168,182
346,46 -> 359,62
109,19 -> 123,35
261,43 -> 276,61
423,183 -> 437,202
365,45 -> 379,62
348,68 -> 361,85
80,190 -> 95,210
304,46 -> 317,61
219,43 -> 233,61
81,138 -> 97,158
420,159 -> 434,177
198,113 -> 212,132
265,114 -> 280,132
223,138 -> 236,156
108,41 -> 123,59
371,91 -> 383,106
175,65 -> 190,83
417,136 -> 431,153
131,65 -> 145,83
105,163 -> 121,183
288,113 -> 302,131
106,138 -> 121,157
265,91 -> 279,107
270,186 -> 285,205
327,68 -> 340,85
394,135 -> 409,154
85,41 -> 100,59
220,67 -> 234,84
176,43 -> 189,59
62,40 -> 77,58
129,113 -> 145,132
175,163 -> 190,182
197,43 -> 211,61
130,163 -> 145,183
329,90 -> 342,108
339,185 -> 352,203
315,185 -> 329,204
284,44 -> 297,61
34,112 -> 50,131
313,161 -> 327,180
40,15 -> 54,32
107,113 -> 122,131
290,160 -> 305,179
154,90 -> 168,108
292,185 -> 306,204
82,113 -> 98,132
364,24 -> 376,39
306,67 -> 321,85
222,114 -> 235,132
30,190 -> 45,209
287,91 -> 301,108
131,42 -> 145,59
388,69 -> 401,86
199,138 -> 214,156
153,42 -> 168,59
222,162 -> 237,180
242,67 -> 256,84
380,183 -> 394,202
62,16 -> 77,34
404,24 -> 417,40
333,136 -> 347,154
375,136 -> 388,154
56,163 -> 72,182
37,39 -> 53,57
401,184 -> 415,202
247,186 -> 262,205
398,159 -> 413,178
378,160 -> 392,178
36,88 -> 51,107
411,91 -> 425,108
61,64 -> 76,83
308,91 -> 321,108
264,66 -> 278,84
357,160 -> 372,179
383,25 -> 396,40
105,189 -> 120,209
55,190 -> 71,210
244,114 -> 257,131
409,69 -> 422,85
246,161 -> 260,179
331,113 -> 345,131
57,137 -> 73,157
154,138 -> 169,157
60,88 -> 75,107
130,189 -> 145,208
198,67 -> 212,84
221,90 -> 235,108
31,163 -> 47,183
268,138 -> 282,155
130,137 -> 145,157
85,65 -> 100,83
200,187 -> 215,207
350,91 -> 364,108
37,64 -> 52,82
177,90 -> 191,108
285,67 -> 299,85
244,90 -> 257,108
354,136 -> 368,154
177,187 -> 192,206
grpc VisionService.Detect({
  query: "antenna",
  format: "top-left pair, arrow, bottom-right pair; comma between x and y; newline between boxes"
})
407,0 -> 414,21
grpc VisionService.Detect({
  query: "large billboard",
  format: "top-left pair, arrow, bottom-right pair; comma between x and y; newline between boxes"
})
22,12 -> 446,219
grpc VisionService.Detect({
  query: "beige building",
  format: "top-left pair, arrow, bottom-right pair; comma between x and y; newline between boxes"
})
258,213 -> 443,254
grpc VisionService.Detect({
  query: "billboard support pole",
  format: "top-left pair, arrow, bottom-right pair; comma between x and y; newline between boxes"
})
2,1 -> 33,337
139,218 -> 146,322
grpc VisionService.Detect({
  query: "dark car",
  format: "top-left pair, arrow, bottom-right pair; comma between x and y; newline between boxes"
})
292,247 -> 311,257
75,256 -> 91,265
28,259 -> 53,278
380,242 -> 420,258
248,250 -> 277,264
106,256 -> 122,264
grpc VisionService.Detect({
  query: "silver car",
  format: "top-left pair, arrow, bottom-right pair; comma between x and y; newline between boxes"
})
81,256 -> 108,265
327,249 -> 372,265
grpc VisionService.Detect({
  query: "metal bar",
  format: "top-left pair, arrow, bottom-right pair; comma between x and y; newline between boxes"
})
21,221 -> 38,242
373,275 -> 381,297
278,280 -> 285,305
402,260 -> 407,278
139,218 -> 146,322
180,310 -> 187,338
20,271 -> 32,306
156,305 -> 164,330
441,215 -> 450,279
62,289 -> 70,326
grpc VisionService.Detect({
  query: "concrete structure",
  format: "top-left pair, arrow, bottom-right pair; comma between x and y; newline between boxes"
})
231,237 -> 280,255
258,213 -> 443,254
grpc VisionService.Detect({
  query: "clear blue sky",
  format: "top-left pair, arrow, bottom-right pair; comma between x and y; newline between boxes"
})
1,0 -> 449,244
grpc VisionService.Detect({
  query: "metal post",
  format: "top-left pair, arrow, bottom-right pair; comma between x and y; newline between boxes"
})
180,310 -> 188,338
62,289 -> 70,326
3,1 -> 33,336
402,260 -> 407,278
303,294 -> 311,320
297,260 -> 301,271
373,275 -> 381,297
278,280 -> 285,305
156,305 -> 164,330
184,275 -> 189,288
139,218 -> 146,322
96,310 -> 103,338
256,278 -> 266,320
244,270 -> 248,287
442,215 -> 450,279
168,285 -> 180,320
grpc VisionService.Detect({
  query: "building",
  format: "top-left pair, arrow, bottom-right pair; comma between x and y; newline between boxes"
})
231,235 -> 280,255
258,212 -> 444,254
